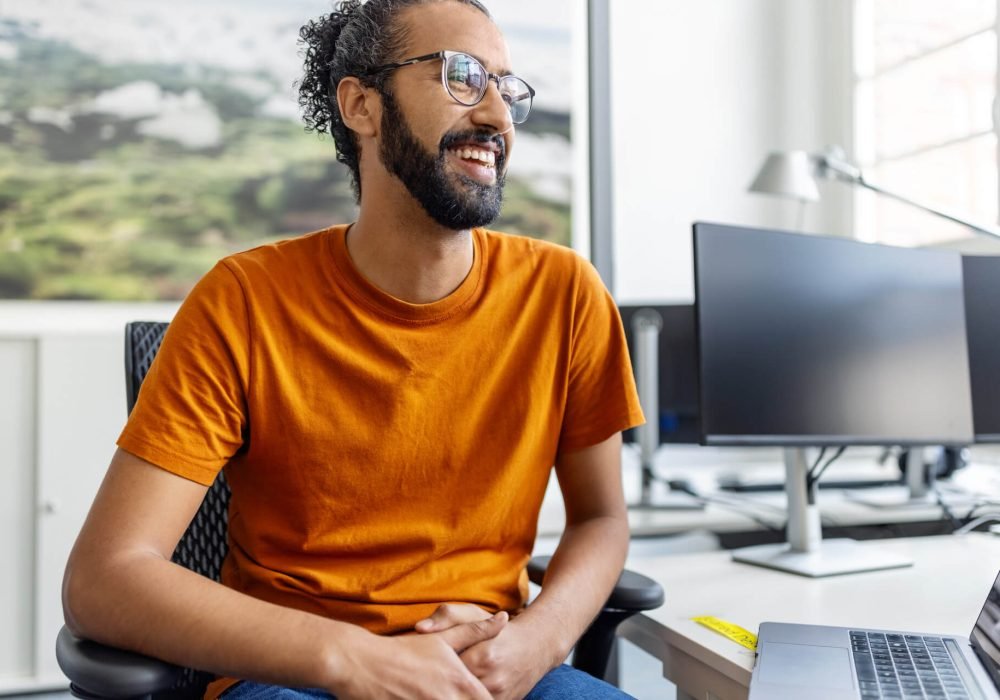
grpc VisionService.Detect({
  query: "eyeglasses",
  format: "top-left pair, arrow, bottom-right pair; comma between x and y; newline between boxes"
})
363,50 -> 536,124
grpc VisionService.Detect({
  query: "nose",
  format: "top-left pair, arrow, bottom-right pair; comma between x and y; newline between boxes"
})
469,77 -> 514,135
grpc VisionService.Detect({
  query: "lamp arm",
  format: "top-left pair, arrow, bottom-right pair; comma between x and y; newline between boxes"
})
857,177 -> 1000,241
815,149 -> 1000,240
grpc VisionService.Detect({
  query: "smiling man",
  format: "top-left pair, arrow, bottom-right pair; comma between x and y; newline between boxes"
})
62,1 -> 643,699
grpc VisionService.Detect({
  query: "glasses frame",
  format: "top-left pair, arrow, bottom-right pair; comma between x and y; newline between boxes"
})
362,50 -> 536,124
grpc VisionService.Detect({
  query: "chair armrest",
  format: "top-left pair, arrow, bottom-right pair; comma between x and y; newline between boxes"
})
56,626 -> 183,699
527,555 -> 665,612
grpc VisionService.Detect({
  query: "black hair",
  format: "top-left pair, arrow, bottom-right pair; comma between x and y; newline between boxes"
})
298,0 -> 492,201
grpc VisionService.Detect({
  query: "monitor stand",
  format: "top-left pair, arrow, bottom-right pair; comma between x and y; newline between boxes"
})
731,448 -> 913,577
846,448 -> 962,508
627,308 -> 703,512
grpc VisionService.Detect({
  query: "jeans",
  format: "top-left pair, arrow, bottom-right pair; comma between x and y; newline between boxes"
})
219,664 -> 635,699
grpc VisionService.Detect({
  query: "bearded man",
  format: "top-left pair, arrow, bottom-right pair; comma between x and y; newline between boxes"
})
63,1 -> 643,698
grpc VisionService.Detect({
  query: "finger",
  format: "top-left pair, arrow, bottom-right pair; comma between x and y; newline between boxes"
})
415,604 -> 457,632
454,666 -> 495,700
465,674 -> 494,700
437,611 -> 508,653
415,604 -> 491,633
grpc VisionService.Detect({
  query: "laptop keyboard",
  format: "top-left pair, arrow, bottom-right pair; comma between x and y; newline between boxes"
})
850,631 -> 971,699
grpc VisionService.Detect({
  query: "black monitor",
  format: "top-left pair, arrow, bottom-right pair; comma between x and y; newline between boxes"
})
619,304 -> 700,444
963,256 -> 1000,443
694,222 -> 974,447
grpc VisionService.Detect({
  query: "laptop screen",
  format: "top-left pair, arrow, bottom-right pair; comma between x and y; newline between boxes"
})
970,570 -> 1000,690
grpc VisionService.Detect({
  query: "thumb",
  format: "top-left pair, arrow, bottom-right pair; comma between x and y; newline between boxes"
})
437,611 -> 509,653
415,603 -> 492,633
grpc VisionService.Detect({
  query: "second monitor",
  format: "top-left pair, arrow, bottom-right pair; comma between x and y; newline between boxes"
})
618,304 -> 700,445
693,221 -> 974,576
963,255 -> 1000,444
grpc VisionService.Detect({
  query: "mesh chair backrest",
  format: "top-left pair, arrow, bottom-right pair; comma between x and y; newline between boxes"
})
125,322 -> 232,698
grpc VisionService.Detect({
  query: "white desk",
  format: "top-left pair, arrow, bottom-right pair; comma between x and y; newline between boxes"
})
619,533 -> 1000,700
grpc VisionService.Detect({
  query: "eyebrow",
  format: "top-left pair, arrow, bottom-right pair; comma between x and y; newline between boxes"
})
459,49 -> 513,76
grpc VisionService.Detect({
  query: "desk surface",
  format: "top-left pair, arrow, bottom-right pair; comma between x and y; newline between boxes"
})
620,533 -> 1000,700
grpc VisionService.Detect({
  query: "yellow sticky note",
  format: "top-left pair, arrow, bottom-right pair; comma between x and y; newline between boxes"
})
692,616 -> 758,651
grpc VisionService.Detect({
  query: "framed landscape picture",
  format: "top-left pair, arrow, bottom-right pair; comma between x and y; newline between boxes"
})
0,0 -> 584,300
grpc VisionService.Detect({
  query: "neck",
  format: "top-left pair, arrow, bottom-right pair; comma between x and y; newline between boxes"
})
347,191 -> 475,305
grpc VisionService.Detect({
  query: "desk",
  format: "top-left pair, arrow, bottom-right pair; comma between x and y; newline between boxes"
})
619,533 -> 1000,700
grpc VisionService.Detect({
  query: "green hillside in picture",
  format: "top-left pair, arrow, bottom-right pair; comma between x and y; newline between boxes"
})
0,32 -> 572,300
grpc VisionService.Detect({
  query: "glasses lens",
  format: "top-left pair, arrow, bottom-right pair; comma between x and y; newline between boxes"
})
445,53 -> 487,105
499,76 -> 533,124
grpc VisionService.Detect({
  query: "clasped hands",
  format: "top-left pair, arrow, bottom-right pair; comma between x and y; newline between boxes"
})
337,602 -> 558,700
413,603 -> 554,699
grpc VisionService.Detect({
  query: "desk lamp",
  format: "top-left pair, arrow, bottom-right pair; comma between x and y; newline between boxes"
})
748,150 -> 819,229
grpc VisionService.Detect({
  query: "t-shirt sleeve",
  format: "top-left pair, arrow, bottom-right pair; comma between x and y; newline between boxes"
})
117,261 -> 251,485
558,256 -> 645,454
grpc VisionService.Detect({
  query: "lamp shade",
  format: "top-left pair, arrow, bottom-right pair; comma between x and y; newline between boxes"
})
748,150 -> 820,202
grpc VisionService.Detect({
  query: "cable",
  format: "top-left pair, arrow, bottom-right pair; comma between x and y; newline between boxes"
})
964,500 -> 1000,521
954,514 -> 1000,536
666,480 -> 785,532
812,446 -> 847,482
932,485 -> 963,532
807,447 -> 828,480
807,446 -> 847,489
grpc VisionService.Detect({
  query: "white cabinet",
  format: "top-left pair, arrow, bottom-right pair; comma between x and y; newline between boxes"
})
0,303 -> 176,693
0,339 -> 36,688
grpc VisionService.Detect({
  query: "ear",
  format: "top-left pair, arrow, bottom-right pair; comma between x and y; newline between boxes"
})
337,76 -> 379,138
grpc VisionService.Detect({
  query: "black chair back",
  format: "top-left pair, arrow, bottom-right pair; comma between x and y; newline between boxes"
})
125,322 -> 231,698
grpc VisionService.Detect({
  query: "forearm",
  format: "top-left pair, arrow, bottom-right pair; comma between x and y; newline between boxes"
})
517,513 -> 630,663
63,551 -> 361,692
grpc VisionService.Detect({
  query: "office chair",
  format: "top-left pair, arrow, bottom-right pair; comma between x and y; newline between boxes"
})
56,321 -> 665,699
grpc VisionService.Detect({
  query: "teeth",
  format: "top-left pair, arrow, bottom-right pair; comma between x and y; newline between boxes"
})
450,147 -> 496,166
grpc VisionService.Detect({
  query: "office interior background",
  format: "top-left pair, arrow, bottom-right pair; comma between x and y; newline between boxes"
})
3,0 -> 1000,696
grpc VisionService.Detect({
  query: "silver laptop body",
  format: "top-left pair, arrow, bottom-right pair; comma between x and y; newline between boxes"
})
748,571 -> 1000,700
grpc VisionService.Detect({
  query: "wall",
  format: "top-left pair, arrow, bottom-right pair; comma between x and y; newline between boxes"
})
610,0 -> 856,302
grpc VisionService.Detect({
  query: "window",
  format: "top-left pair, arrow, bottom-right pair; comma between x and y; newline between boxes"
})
854,0 -> 998,246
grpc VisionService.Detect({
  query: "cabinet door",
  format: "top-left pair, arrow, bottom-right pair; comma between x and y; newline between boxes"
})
0,339 -> 37,683
35,335 -> 126,684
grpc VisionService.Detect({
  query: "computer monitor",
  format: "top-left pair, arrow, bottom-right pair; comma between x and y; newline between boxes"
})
693,222 -> 974,576
619,304 -> 700,444
963,256 -> 1000,443
694,222 -> 974,447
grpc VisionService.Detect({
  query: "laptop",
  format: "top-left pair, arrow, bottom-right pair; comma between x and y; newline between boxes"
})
749,570 -> 1000,699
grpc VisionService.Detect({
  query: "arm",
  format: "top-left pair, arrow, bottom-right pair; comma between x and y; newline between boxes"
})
516,431 -> 630,656
457,432 -> 630,697
63,448 -> 504,700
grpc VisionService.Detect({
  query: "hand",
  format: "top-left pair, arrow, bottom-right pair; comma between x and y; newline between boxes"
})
459,616 -> 557,700
335,612 -> 509,700
415,603 -> 494,633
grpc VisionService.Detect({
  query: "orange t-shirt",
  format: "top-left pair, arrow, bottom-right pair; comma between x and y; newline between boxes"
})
117,224 -> 642,673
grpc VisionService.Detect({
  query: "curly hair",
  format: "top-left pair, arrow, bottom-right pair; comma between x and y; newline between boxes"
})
298,0 -> 492,202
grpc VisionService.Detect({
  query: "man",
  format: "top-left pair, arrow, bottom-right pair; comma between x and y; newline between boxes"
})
62,0 -> 643,698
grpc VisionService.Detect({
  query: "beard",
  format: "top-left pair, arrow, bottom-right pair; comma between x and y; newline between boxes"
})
377,89 -> 506,231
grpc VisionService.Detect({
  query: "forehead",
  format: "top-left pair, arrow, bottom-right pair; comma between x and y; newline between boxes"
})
396,2 -> 512,74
